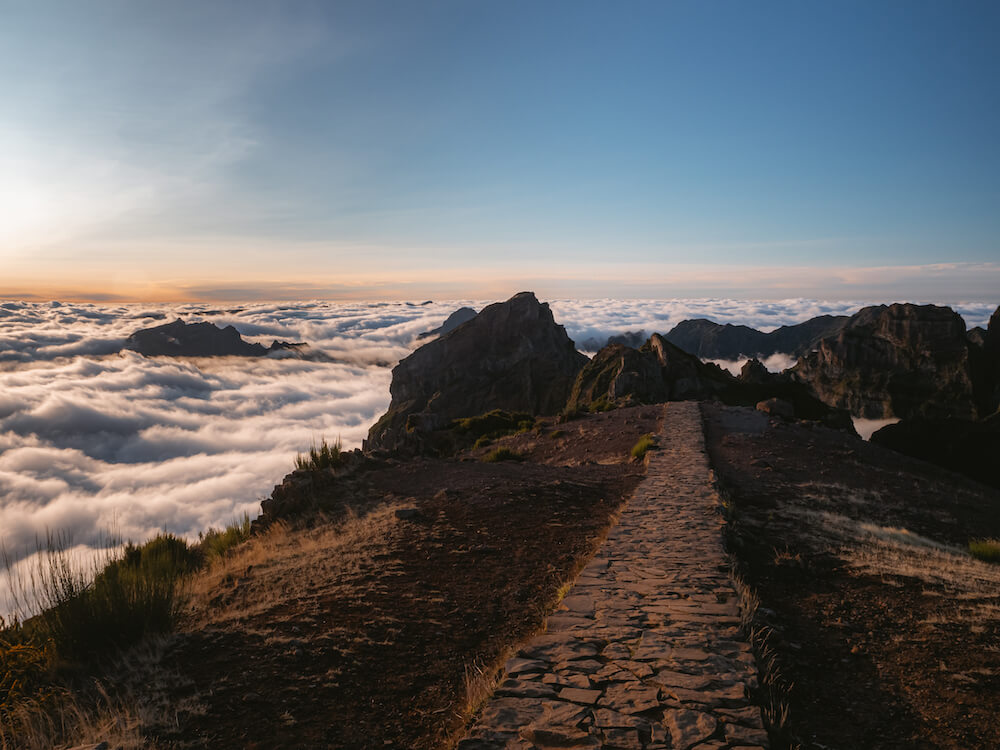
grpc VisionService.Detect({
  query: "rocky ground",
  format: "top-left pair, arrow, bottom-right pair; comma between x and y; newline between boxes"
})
117,407 -> 663,749
703,403 -> 1000,749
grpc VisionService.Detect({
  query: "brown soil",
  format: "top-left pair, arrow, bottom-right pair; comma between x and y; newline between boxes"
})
129,406 -> 662,749
702,403 -> 1000,750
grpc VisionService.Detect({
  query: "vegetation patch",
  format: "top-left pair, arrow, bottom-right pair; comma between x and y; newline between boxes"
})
588,396 -> 616,413
26,534 -> 194,663
199,513 -> 253,561
630,433 -> 657,460
0,626 -> 54,716
295,437 -> 343,471
453,410 -> 534,439
482,447 -> 523,463
969,538 -> 1000,563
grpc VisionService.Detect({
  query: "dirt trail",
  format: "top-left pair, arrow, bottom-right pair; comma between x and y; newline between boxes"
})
459,401 -> 767,749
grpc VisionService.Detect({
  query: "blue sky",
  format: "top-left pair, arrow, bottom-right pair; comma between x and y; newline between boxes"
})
1,0 -> 998,300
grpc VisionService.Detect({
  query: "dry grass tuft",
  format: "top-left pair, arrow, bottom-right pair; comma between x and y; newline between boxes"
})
482,447 -> 522,463
0,681 -> 156,750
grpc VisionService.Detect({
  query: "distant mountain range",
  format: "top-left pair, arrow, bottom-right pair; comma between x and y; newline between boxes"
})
662,315 -> 851,359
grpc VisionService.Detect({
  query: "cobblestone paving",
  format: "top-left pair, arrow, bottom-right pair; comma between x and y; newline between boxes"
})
458,401 -> 768,749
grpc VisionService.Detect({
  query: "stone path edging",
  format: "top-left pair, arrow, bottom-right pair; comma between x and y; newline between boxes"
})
458,401 -> 768,749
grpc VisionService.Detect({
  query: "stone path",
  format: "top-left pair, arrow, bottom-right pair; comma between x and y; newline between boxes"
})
458,401 -> 768,749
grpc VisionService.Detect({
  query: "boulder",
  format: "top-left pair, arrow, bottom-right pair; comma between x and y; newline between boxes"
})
125,319 -> 305,357
790,303 -> 977,420
366,292 -> 586,452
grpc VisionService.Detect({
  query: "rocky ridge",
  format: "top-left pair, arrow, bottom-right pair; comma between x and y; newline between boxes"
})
567,335 -> 853,431
366,292 -> 587,452
663,315 -> 849,360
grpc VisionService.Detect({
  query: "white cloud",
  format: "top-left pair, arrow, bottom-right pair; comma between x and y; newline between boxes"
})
0,295 -> 995,618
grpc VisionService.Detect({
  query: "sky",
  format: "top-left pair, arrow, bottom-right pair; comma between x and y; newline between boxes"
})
1,1 -> 998,301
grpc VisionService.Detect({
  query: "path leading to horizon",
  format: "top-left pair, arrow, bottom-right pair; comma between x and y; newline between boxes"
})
458,401 -> 768,750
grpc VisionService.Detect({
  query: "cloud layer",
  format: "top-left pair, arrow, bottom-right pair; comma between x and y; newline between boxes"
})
1,296 -> 995,615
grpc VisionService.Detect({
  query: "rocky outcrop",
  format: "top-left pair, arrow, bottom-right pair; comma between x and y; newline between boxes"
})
417,307 -> 477,340
125,319 -> 305,357
664,315 -> 849,360
738,357 -> 775,385
566,344 -> 669,409
366,292 -> 587,452
871,414 -> 1000,490
566,335 -> 733,412
567,335 -> 853,430
791,304 -> 977,420
254,449 -> 376,529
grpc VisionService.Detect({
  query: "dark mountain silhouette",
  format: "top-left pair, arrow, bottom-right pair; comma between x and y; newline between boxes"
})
663,315 -> 849,359
125,319 -> 306,357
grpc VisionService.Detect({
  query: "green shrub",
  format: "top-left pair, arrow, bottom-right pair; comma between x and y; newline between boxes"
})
199,513 -> 253,560
295,437 -> 343,471
630,434 -> 657,460
453,410 -> 534,438
473,435 -> 492,449
549,429 -> 565,439
483,447 -> 523,463
588,396 -> 615,413
8,532 -> 194,664
969,538 -> 1000,563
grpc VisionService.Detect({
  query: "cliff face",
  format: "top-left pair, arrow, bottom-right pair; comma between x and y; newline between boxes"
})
366,292 -> 587,451
664,315 -> 849,360
791,303 -> 976,419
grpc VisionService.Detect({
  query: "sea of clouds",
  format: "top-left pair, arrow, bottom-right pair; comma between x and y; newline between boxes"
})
1,296 -> 995,615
